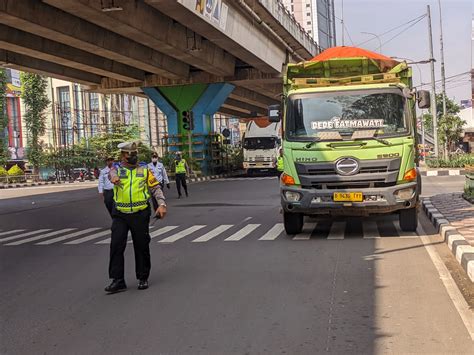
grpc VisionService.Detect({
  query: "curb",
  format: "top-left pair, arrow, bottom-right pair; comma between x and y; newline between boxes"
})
422,199 -> 474,282
419,169 -> 466,177
0,180 -> 96,189
0,172 -> 244,189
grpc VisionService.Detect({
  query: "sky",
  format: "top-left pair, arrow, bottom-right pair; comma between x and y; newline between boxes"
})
333,0 -> 472,103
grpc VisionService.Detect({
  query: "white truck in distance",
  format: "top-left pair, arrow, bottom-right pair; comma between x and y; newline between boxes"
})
242,120 -> 281,175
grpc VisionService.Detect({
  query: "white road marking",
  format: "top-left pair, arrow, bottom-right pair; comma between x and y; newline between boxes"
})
327,222 -> 345,240
192,225 -> 234,243
37,228 -> 101,245
418,224 -> 474,340
0,229 -> 25,237
363,221 -> 380,239
0,229 -> 51,243
292,223 -> 317,240
65,230 -> 110,244
5,228 -> 76,246
259,223 -> 284,241
127,225 -> 179,243
159,225 -> 206,243
224,224 -> 260,241
393,220 -> 419,239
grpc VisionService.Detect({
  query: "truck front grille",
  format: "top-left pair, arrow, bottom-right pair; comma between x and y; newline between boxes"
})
296,158 -> 401,189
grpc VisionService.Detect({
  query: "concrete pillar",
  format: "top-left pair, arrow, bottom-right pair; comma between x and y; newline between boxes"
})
142,83 -> 234,174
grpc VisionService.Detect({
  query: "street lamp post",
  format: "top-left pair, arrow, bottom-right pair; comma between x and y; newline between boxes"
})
361,31 -> 382,53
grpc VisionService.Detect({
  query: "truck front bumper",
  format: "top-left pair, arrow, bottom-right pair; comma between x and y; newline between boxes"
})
243,162 -> 276,170
281,182 -> 418,216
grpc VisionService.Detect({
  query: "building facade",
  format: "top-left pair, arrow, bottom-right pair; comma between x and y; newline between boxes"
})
281,0 -> 336,50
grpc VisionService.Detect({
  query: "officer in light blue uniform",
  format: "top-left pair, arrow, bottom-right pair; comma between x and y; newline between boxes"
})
98,156 -> 115,216
148,152 -> 170,190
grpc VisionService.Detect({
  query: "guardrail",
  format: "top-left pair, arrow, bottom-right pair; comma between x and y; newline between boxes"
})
0,174 -> 40,184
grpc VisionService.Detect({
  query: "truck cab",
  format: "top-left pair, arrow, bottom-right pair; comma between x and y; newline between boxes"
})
242,120 -> 281,175
271,47 -> 430,234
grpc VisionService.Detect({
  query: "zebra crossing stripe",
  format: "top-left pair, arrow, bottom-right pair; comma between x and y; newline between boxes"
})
65,230 -> 110,244
159,225 -> 206,243
192,225 -> 234,243
327,222 -> 345,240
363,221 -> 380,239
37,228 -> 102,245
0,229 -> 25,237
224,224 -> 260,241
292,223 -> 317,240
5,228 -> 76,246
0,229 -> 51,243
126,226 -> 179,243
259,223 -> 284,241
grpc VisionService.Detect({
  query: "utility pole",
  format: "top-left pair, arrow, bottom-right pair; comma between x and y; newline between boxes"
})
438,0 -> 447,156
427,5 -> 439,157
341,0 -> 344,46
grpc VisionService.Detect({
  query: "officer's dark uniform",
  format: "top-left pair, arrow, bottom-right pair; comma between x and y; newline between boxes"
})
106,142 -> 166,293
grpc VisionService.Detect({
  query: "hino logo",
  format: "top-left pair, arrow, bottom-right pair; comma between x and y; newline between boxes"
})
335,158 -> 359,176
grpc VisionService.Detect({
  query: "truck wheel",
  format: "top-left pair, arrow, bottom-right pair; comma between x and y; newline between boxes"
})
399,207 -> 418,232
284,212 -> 304,235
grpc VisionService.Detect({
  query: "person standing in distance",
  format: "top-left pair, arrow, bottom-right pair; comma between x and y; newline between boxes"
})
105,142 -> 167,294
98,157 -> 115,216
148,152 -> 170,191
277,149 -> 284,177
174,152 -> 190,198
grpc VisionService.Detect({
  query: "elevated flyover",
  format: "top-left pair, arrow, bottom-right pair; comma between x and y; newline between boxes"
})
0,0 -> 319,169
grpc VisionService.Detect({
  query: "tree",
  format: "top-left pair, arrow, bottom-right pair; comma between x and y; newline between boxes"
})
86,123 -> 152,163
0,69 -> 8,166
422,94 -> 464,153
21,73 -> 50,173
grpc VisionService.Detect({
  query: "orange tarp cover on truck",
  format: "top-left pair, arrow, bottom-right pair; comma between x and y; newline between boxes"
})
310,46 -> 399,71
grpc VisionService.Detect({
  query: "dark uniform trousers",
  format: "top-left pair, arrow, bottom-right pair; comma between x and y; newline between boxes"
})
103,189 -> 114,216
175,173 -> 188,196
109,207 -> 151,280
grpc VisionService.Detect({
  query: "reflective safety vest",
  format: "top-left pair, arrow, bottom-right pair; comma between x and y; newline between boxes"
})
113,166 -> 150,213
277,156 -> 284,172
175,159 -> 187,174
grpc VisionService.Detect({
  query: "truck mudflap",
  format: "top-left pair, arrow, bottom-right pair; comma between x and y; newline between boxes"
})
281,182 -> 419,216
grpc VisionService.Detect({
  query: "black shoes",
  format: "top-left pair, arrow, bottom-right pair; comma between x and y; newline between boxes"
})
138,279 -> 149,290
105,279 -> 127,294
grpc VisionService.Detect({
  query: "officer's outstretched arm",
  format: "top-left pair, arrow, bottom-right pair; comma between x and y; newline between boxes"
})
148,171 -> 167,218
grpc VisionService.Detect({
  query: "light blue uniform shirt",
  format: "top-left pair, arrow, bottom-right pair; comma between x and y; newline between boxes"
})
147,162 -> 169,185
98,166 -> 114,193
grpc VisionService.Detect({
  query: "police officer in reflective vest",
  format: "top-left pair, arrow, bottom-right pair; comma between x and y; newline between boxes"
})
105,142 -> 167,293
277,149 -> 284,176
174,152 -> 190,198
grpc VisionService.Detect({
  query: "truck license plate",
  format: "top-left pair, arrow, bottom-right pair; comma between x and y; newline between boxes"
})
333,192 -> 363,202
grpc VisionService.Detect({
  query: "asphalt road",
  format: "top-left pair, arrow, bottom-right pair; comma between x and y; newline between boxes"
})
0,176 -> 473,354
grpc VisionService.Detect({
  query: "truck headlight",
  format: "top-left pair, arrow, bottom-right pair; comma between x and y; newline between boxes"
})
394,187 -> 415,200
284,191 -> 301,202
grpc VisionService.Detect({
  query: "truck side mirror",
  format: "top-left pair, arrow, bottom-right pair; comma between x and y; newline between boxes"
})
417,90 -> 431,109
268,104 -> 281,122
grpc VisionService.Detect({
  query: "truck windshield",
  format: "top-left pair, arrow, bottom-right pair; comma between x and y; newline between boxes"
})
286,89 -> 409,141
243,137 -> 277,150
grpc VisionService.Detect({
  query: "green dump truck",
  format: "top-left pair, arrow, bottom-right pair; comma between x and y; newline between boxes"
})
269,48 -> 431,234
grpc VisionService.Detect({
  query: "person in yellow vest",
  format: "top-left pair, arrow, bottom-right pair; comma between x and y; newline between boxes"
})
105,141 -> 167,294
174,151 -> 190,198
277,149 -> 284,176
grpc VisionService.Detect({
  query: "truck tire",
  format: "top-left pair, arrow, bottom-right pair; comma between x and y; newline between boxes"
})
284,212 -> 304,235
399,207 -> 418,232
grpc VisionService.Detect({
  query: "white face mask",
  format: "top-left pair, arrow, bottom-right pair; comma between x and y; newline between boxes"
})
152,158 -> 158,163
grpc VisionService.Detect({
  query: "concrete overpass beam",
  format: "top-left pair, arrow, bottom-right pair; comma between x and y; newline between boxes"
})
0,24 -> 145,83
224,98 -> 266,116
0,0 -> 189,79
145,0 -> 286,74
0,49 -> 101,85
43,0 -> 236,77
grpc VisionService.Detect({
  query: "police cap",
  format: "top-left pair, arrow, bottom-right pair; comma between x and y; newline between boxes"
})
118,141 -> 138,153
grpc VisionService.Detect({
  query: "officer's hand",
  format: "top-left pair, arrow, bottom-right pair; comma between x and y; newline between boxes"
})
111,176 -> 120,185
166,183 -> 170,189
156,205 -> 167,219
99,193 -> 104,199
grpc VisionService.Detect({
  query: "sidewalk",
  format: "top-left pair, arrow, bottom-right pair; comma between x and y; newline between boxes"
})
423,193 -> 474,282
